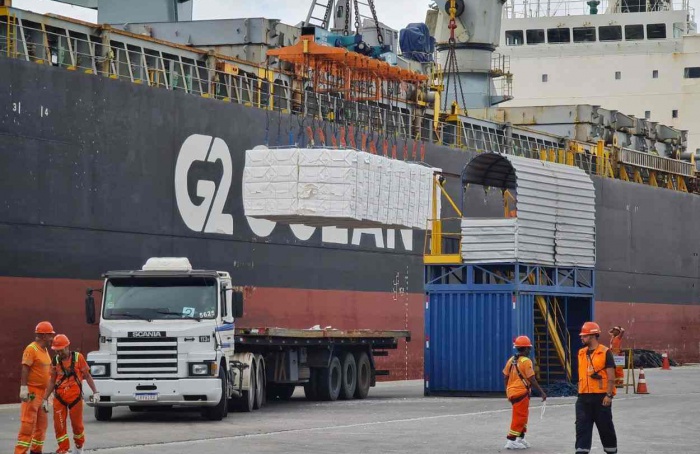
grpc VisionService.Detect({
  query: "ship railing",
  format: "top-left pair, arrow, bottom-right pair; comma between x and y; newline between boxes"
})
2,9 -> 695,194
618,147 -> 695,177
0,10 -> 568,158
503,0 -> 691,19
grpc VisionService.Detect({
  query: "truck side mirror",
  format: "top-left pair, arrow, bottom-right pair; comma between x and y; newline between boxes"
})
232,291 -> 244,318
85,289 -> 96,325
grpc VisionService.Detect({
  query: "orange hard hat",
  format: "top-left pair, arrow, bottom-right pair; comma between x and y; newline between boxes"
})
51,334 -> 70,350
513,335 -> 532,348
580,321 -> 602,336
35,321 -> 55,334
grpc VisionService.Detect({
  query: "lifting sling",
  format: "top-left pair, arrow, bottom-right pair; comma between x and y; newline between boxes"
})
53,352 -> 83,409
508,356 -> 531,403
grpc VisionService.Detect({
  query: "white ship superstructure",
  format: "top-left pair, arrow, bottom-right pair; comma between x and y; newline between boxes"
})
499,0 -> 700,156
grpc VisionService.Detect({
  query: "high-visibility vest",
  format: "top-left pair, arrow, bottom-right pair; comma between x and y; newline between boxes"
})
610,336 -> 622,355
577,344 -> 616,395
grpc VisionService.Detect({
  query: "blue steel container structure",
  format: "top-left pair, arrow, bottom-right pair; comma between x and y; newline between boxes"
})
424,262 -> 594,396
425,291 -> 534,394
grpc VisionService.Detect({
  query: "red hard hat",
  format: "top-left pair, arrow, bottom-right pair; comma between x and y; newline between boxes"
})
580,321 -> 602,336
51,334 -> 70,350
513,335 -> 532,348
35,321 -> 55,334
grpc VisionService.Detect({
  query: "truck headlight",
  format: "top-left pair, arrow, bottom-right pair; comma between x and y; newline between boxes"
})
189,363 -> 212,376
90,364 -> 109,377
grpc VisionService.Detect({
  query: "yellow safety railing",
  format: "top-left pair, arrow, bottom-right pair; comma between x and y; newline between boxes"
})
424,175 -> 463,265
529,272 -> 572,382
534,294 -> 572,381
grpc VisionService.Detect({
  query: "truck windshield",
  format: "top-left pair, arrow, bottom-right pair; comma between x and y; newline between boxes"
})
103,277 -> 217,320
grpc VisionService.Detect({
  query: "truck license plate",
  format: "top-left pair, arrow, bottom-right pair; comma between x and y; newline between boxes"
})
134,392 -> 158,401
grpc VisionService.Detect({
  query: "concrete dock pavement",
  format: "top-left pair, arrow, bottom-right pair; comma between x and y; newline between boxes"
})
1,367 -> 698,453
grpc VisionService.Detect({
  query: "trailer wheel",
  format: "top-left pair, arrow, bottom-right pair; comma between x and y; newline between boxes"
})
317,355 -> 342,401
268,384 -> 296,400
203,366 -> 229,420
253,356 -> 265,409
94,406 -> 112,421
354,351 -> 371,399
304,368 -> 319,401
339,351 -> 357,400
232,362 -> 256,412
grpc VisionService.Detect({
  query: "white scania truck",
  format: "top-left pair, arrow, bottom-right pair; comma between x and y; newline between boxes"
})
84,258 -> 410,421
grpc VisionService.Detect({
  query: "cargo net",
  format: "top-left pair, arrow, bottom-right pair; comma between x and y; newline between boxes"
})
243,146 -> 436,230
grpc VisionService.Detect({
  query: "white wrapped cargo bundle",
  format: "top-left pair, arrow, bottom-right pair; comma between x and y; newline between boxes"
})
242,147 -> 435,229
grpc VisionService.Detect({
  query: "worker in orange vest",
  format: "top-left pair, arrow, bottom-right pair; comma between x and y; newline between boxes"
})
42,334 -> 99,454
502,335 -> 547,450
15,321 -> 55,454
504,190 -> 517,218
609,326 -> 625,386
608,326 -> 625,355
576,321 -> 617,454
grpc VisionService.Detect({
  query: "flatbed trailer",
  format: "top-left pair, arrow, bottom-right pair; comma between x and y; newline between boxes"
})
235,327 -> 410,401
85,258 -> 411,421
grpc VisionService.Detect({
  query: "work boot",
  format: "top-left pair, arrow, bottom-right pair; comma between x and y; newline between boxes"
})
516,437 -> 531,448
504,439 -> 528,450
74,448 -> 84,454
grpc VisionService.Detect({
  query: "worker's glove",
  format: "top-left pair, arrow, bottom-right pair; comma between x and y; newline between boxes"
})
19,386 -> 29,402
90,392 -> 101,403
41,399 -> 50,413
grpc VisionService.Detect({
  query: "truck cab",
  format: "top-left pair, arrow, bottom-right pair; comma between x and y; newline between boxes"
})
85,257 -> 249,421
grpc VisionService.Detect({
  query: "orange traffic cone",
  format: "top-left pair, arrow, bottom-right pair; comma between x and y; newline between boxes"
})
636,368 -> 650,394
662,353 -> 671,370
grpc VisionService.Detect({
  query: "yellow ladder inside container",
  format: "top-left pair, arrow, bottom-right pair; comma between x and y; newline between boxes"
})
528,274 -> 572,382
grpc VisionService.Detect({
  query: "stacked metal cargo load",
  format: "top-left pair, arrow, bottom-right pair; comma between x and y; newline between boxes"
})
460,154 -> 595,267
243,146 -> 435,229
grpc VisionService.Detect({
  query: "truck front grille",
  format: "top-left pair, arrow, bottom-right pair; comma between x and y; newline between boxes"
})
116,337 -> 178,375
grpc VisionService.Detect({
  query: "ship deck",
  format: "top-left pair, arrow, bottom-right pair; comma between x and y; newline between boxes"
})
0,367 -> 697,452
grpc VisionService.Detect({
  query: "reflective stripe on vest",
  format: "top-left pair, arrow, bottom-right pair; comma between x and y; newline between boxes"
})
577,344 -> 614,395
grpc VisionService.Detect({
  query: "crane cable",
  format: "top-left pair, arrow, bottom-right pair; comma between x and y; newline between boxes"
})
442,0 -> 468,112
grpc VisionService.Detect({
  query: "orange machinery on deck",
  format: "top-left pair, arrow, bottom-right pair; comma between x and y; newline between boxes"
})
266,35 -> 428,102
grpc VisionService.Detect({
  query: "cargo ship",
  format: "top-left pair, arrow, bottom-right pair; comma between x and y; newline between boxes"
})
1,0 -> 699,405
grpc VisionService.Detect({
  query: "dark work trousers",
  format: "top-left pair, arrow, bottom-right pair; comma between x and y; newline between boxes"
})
575,393 -> 617,453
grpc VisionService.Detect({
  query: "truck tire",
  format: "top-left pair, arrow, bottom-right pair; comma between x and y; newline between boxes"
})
354,351 -> 371,399
203,367 -> 229,421
317,355 -> 342,401
268,384 -> 296,400
304,368 -> 319,401
339,351 -> 357,400
253,356 -> 265,410
94,406 -> 112,421
232,362 -> 256,412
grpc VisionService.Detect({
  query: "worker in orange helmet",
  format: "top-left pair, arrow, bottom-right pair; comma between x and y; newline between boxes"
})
502,335 -> 547,450
15,321 -> 55,454
608,326 -> 625,355
609,326 -> 625,387
42,334 -> 99,454
575,321 -> 617,454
